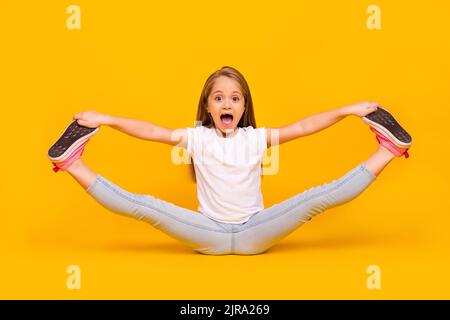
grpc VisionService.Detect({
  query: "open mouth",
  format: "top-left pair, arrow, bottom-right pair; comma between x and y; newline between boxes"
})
220,114 -> 233,126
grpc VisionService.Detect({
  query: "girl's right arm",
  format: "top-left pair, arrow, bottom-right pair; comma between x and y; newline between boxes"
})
73,110 -> 188,149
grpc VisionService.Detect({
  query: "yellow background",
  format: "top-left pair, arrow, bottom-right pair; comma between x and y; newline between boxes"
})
1,0 -> 449,299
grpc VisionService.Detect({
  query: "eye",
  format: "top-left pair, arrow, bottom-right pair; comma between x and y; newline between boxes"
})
232,96 -> 240,102
214,96 -> 222,102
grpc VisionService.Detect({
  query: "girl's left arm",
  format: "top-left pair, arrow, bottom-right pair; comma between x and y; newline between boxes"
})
266,101 -> 379,147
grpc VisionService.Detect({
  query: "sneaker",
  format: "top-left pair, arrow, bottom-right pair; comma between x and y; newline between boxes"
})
362,106 -> 412,148
370,127 -> 410,158
48,120 -> 99,172
51,141 -> 87,172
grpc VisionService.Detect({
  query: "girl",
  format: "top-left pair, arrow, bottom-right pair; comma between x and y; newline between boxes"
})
48,66 -> 412,255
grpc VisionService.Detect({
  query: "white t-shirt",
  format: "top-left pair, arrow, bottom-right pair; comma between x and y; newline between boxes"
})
185,125 -> 267,224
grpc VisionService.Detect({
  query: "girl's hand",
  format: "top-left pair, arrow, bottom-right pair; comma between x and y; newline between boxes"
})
343,101 -> 380,117
73,110 -> 108,128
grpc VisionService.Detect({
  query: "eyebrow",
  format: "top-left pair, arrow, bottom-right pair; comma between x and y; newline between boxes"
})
212,90 -> 242,95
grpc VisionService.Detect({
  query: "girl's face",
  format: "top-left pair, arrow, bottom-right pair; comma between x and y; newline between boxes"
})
206,76 -> 245,136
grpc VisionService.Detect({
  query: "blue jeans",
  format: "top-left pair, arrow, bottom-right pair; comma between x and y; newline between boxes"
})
86,163 -> 376,255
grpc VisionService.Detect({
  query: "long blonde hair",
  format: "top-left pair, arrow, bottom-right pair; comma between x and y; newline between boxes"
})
189,66 -> 260,182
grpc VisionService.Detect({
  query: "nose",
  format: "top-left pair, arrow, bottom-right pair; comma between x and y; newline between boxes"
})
224,98 -> 232,108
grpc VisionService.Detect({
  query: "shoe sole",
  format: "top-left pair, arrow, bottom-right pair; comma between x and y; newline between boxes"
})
48,120 -> 99,162
362,107 -> 412,148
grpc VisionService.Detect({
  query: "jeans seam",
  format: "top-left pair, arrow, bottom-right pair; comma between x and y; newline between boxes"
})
231,225 -> 235,253
96,177 -> 229,234
241,164 -> 368,230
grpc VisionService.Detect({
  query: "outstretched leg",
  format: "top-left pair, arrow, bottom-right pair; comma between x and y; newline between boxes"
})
63,159 -> 232,255
233,160 -> 378,255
